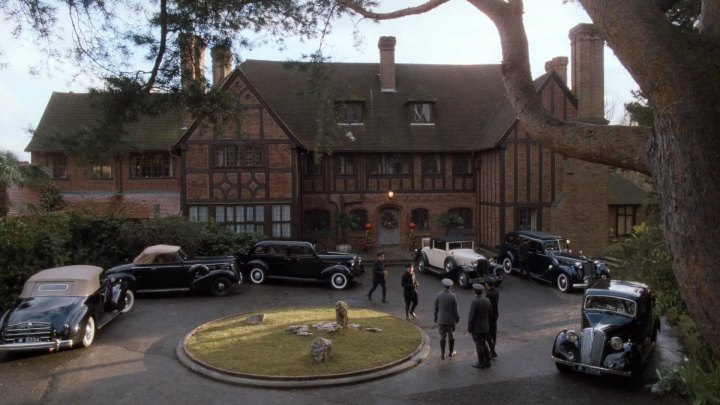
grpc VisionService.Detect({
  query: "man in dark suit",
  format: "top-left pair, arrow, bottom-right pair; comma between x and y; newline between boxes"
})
367,252 -> 388,303
485,276 -> 500,358
467,283 -> 493,369
434,278 -> 460,359
518,240 -> 531,281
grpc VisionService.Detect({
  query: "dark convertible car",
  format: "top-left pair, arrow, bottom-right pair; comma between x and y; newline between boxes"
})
240,240 -> 364,290
552,279 -> 660,378
499,230 -> 610,292
0,265 -> 132,353
106,245 -> 240,297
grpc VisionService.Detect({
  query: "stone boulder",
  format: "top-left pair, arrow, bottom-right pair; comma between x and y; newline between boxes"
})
335,301 -> 349,328
245,314 -> 265,325
311,337 -> 332,362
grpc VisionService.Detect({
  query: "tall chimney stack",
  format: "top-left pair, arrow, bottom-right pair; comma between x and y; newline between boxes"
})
569,24 -> 605,122
378,36 -> 397,92
211,41 -> 233,88
544,56 -> 568,84
179,34 -> 206,91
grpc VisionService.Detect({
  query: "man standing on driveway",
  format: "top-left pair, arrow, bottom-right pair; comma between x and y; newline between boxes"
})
518,240 -> 531,281
467,283 -> 492,369
484,276 -> 500,359
434,278 -> 460,359
367,252 -> 388,303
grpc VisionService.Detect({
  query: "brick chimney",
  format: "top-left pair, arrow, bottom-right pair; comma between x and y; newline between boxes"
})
544,56 -> 568,84
179,34 -> 206,91
211,41 -> 233,88
569,24 -> 605,122
378,36 -> 397,92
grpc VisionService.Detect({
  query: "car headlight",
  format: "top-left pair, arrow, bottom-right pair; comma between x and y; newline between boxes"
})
574,261 -> 583,268
471,258 -> 479,266
610,336 -> 624,351
566,330 -> 579,343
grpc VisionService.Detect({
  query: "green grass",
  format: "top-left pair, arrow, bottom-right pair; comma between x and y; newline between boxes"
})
185,307 -> 422,377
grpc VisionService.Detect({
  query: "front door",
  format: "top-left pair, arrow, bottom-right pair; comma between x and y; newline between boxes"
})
378,208 -> 400,246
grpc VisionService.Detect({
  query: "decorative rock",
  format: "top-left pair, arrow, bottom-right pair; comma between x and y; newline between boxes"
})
288,325 -> 312,336
335,301 -> 349,328
311,337 -> 332,362
365,327 -> 383,333
245,314 -> 265,325
312,322 -> 343,333
348,323 -> 361,330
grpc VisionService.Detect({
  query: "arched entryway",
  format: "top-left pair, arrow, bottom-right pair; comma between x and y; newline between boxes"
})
378,207 -> 400,246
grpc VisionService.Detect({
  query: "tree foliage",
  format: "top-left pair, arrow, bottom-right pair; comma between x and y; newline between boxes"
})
0,211 -> 261,312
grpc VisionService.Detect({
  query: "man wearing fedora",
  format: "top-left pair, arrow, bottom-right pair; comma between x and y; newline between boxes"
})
468,283 -> 493,369
485,276 -> 500,358
434,278 -> 460,359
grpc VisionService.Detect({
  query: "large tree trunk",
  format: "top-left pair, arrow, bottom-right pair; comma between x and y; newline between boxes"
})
340,0 -> 720,355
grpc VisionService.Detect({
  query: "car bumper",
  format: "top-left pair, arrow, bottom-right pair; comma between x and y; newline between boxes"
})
551,356 -> 632,377
0,339 -> 73,352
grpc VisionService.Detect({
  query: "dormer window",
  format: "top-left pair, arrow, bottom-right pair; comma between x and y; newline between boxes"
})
411,102 -> 433,124
336,102 -> 363,124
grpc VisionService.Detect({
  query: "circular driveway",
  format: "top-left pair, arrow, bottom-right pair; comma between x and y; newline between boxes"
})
0,267 -> 683,404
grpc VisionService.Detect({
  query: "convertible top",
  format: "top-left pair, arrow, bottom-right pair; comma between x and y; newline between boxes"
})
133,244 -> 181,265
20,265 -> 103,298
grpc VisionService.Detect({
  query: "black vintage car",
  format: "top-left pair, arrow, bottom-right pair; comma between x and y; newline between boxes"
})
552,279 -> 660,378
0,265 -> 132,353
106,245 -> 240,297
240,240 -> 364,290
499,230 -> 610,292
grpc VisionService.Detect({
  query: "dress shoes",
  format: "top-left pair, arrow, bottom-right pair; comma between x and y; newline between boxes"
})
471,362 -> 486,369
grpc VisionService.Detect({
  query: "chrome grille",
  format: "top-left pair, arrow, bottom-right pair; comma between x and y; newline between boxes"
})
2,322 -> 53,343
582,262 -> 596,276
580,328 -> 606,366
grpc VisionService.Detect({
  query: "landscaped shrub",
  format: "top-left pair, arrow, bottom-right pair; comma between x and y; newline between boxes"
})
0,211 -> 263,313
606,211 -> 719,402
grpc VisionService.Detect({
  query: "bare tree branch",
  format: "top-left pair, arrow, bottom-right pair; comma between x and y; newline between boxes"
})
337,0 -> 450,19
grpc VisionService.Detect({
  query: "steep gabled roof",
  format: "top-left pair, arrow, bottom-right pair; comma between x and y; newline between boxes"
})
609,172 -> 655,205
238,60 -> 511,152
26,92 -> 187,152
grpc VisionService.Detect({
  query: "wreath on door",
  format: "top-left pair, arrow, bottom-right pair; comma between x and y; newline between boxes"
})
380,212 -> 398,229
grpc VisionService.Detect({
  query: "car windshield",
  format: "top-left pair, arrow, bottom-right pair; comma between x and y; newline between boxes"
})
542,239 -> 568,252
584,295 -> 637,317
313,243 -> 327,254
177,249 -> 188,261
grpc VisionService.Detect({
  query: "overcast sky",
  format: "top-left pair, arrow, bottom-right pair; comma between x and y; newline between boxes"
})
0,1 -> 638,162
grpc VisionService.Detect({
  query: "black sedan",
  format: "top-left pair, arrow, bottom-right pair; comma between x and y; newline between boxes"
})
240,240 -> 364,290
499,230 -> 610,292
0,265 -> 132,353
551,279 -> 660,378
106,245 -> 240,297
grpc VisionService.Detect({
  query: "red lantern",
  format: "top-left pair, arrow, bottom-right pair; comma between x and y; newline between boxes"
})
408,222 -> 417,230
364,222 -> 373,230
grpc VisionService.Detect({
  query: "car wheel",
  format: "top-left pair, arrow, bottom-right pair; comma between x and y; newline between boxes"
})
210,277 -> 231,297
415,257 -> 428,274
249,267 -> 266,284
457,270 -> 470,289
556,273 -> 571,293
502,257 -> 514,274
444,258 -> 456,273
81,316 -> 96,348
330,272 -> 349,290
555,363 -> 572,373
121,289 -> 135,313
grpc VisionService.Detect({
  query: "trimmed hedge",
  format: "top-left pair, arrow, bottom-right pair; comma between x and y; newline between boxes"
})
0,212 -> 261,312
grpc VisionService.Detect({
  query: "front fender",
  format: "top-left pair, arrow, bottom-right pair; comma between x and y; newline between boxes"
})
109,273 -> 138,292
320,265 -> 352,280
552,331 -> 580,362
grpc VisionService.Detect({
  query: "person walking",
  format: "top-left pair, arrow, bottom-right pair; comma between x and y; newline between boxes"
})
367,252 -> 388,303
485,276 -> 500,358
467,283 -> 493,369
434,278 -> 460,359
401,263 -> 419,320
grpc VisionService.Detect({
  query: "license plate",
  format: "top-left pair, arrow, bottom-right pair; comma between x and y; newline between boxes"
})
574,365 -> 602,375
16,337 -> 41,343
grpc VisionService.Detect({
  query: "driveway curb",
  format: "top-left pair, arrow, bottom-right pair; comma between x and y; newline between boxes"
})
176,318 -> 431,388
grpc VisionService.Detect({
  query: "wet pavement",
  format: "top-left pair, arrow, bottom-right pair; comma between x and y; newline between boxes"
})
0,253 -> 687,404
